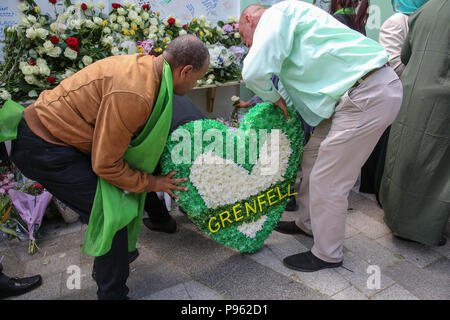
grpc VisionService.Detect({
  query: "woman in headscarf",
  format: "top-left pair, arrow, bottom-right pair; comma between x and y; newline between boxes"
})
379,0 -> 449,247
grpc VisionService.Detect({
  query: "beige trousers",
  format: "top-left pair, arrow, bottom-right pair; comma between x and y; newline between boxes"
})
295,66 -> 403,263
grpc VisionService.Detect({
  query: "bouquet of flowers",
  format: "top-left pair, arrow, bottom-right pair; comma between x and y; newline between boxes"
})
0,0 -> 246,105
8,181 -> 53,254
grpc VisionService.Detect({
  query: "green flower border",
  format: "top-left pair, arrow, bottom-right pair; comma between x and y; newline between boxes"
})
160,103 -> 304,252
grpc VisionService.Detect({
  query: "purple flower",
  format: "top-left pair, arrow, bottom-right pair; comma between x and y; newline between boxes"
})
137,39 -> 154,55
232,23 -> 239,31
222,24 -> 234,33
229,45 -> 246,65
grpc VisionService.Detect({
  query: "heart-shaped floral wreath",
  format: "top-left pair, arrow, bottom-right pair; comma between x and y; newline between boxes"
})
160,103 -> 304,252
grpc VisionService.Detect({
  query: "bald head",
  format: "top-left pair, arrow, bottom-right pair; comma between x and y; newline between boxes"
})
239,4 -> 267,48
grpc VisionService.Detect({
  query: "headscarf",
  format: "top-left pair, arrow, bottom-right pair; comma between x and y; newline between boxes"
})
392,0 -> 430,14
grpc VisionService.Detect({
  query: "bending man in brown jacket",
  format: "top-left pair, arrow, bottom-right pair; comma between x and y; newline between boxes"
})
10,35 -> 209,300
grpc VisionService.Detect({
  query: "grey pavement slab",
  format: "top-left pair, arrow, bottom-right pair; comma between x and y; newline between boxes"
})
141,283 -> 191,300
346,210 -> 391,240
182,280 -> 225,300
371,284 -> 419,300
335,251 -> 395,297
349,196 -> 385,224
376,233 -> 443,268
344,233 -> 400,270
332,286 -> 368,300
24,247 -> 81,277
383,260 -> 450,300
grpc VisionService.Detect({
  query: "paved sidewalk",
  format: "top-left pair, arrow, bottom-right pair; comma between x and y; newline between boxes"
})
1,177 -> 449,300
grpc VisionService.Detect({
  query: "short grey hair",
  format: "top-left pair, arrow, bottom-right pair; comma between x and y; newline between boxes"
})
164,35 -> 210,71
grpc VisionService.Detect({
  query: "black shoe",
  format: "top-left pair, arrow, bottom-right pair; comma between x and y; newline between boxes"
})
283,251 -> 342,272
92,249 -> 139,281
285,197 -> 298,212
274,221 -> 313,238
0,274 -> 42,299
143,217 -> 177,233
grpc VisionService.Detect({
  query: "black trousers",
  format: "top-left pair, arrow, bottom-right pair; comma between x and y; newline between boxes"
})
11,117 -> 170,299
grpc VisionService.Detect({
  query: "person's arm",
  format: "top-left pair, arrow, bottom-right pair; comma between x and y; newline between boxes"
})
379,14 -> 408,76
242,8 -> 295,105
91,92 -> 186,197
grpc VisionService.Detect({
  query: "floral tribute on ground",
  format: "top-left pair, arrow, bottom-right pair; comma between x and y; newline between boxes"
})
0,0 -> 246,105
160,103 -> 304,253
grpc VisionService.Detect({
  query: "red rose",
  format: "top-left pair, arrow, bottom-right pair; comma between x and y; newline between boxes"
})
33,183 -> 43,190
49,0 -> 57,4
81,3 -> 88,10
49,35 -> 59,44
29,60 -> 36,66
46,76 -> 56,84
142,4 -> 150,11
167,18 -> 176,25
183,24 -> 188,29
112,3 -> 121,9
66,37 -> 79,49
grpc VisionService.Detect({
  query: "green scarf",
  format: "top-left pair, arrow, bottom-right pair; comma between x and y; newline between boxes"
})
334,7 -> 356,15
82,59 -> 173,256
0,99 -> 25,143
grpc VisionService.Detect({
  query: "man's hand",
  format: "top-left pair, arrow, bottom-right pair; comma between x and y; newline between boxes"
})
233,99 -> 252,108
273,97 -> 289,120
146,171 -> 187,199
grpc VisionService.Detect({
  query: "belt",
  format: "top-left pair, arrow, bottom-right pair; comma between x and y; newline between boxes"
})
351,63 -> 390,89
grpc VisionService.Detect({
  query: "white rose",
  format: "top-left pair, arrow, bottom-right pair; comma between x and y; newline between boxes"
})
175,19 -> 182,28
69,19 -> 82,29
117,8 -> 126,16
179,29 -> 187,36
128,11 -> 138,21
19,62 -> 28,69
0,90 -> 11,101
64,47 -> 78,60
227,17 -> 237,23
32,66 -> 40,75
36,58 -> 47,66
134,16 -> 142,25
234,32 -> 240,39
50,22 -> 58,33
208,74 -> 215,80
97,1 -> 105,10
122,22 -> 130,30
39,65 -> 51,76
141,12 -> 149,21
199,15 -> 207,26
93,17 -> 103,26
150,18 -> 158,26
18,3 -> 29,12
109,14 -> 117,22
21,16 -> 30,27
86,2 -> 94,9
57,23 -> 67,33
111,47 -> 120,55
117,16 -> 126,24
84,20 -> 95,29
63,69 -> 75,79
21,65 -> 34,75
27,15 -> 37,24
103,27 -> 111,34
43,40 -> 54,51
36,28 -> 48,39
102,36 -> 114,45
26,28 -> 37,39
24,75 -> 36,84
82,55 -> 93,66
206,78 -> 214,85
28,90 -> 38,98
